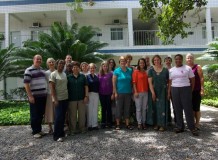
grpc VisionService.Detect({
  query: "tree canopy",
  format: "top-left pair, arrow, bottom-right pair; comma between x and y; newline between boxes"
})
139,0 -> 208,44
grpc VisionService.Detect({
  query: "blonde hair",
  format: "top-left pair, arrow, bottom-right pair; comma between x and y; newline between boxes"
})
46,58 -> 55,68
89,63 -> 97,69
99,61 -> 109,76
119,56 -> 127,63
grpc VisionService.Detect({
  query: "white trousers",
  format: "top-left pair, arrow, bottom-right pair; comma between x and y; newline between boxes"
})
87,92 -> 99,127
134,92 -> 148,124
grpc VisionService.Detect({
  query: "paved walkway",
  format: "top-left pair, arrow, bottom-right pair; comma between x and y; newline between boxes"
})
0,105 -> 217,160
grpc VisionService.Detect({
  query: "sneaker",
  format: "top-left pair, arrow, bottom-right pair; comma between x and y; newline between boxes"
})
57,138 -> 64,142
39,131 -> 46,136
33,133 -> 42,138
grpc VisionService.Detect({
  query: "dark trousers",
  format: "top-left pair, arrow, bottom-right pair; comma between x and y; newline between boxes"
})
171,86 -> 195,131
53,100 -> 68,141
99,94 -> 112,126
29,96 -> 47,135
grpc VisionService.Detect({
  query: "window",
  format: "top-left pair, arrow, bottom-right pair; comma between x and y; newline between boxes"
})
111,28 -> 123,40
31,31 -> 42,41
202,26 -> 215,39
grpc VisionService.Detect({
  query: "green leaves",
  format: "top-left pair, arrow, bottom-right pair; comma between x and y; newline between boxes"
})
0,101 -> 30,125
139,0 -> 207,44
17,22 -> 109,64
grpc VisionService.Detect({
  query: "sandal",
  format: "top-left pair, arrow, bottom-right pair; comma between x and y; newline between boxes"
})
142,125 -> 147,130
126,125 -> 133,130
159,127 -> 165,132
115,125 -> 120,130
191,129 -> 199,136
138,124 -> 142,130
153,126 -> 159,130
196,127 -> 200,131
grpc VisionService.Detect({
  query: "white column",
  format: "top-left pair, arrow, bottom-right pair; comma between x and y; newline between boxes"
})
66,10 -> 72,26
206,7 -> 212,42
5,13 -> 10,48
127,8 -> 133,47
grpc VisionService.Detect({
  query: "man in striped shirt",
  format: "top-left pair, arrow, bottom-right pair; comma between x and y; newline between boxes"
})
24,55 -> 47,138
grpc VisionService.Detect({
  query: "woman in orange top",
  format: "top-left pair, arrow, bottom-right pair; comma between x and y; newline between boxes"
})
132,58 -> 149,130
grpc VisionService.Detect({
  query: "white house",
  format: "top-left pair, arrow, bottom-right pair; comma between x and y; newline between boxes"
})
0,0 -> 218,97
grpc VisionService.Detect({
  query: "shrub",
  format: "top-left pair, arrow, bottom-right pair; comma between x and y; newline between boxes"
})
202,98 -> 218,107
0,101 -> 30,125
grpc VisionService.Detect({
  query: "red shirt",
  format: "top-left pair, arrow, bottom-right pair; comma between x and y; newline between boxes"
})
132,70 -> 149,93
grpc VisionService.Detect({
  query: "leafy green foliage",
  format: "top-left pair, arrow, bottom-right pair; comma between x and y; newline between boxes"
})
0,44 -> 32,81
67,0 -> 84,13
139,0 -> 207,44
202,98 -> 218,107
202,76 -> 218,107
204,39 -> 218,61
0,101 -> 30,125
20,22 -> 109,64
0,101 -> 103,125
204,78 -> 218,97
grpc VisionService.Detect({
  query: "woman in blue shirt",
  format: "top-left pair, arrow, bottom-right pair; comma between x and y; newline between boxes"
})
112,56 -> 133,130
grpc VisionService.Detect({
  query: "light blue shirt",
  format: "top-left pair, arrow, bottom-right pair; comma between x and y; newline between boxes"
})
114,67 -> 132,94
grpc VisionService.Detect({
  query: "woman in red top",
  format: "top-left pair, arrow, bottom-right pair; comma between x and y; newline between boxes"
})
132,58 -> 149,130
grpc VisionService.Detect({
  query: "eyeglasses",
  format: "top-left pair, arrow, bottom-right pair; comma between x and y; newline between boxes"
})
109,61 -> 114,63
48,61 -> 54,63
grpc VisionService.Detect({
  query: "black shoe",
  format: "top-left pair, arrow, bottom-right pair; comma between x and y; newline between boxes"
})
92,127 -> 99,130
101,124 -> 106,129
174,128 -> 184,133
88,127 -> 93,131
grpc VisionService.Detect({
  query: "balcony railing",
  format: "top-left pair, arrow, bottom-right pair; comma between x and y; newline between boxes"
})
134,30 -> 160,45
133,29 -> 218,46
1,29 -> 218,49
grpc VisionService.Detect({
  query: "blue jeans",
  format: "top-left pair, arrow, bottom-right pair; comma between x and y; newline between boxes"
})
29,96 -> 47,135
99,94 -> 112,126
53,100 -> 68,141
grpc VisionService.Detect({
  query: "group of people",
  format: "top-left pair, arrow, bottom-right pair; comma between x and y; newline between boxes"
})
24,53 -> 204,142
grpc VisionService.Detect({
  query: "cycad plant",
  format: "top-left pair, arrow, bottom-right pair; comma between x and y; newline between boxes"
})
22,22 -> 109,64
197,39 -> 218,75
0,44 -> 31,81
